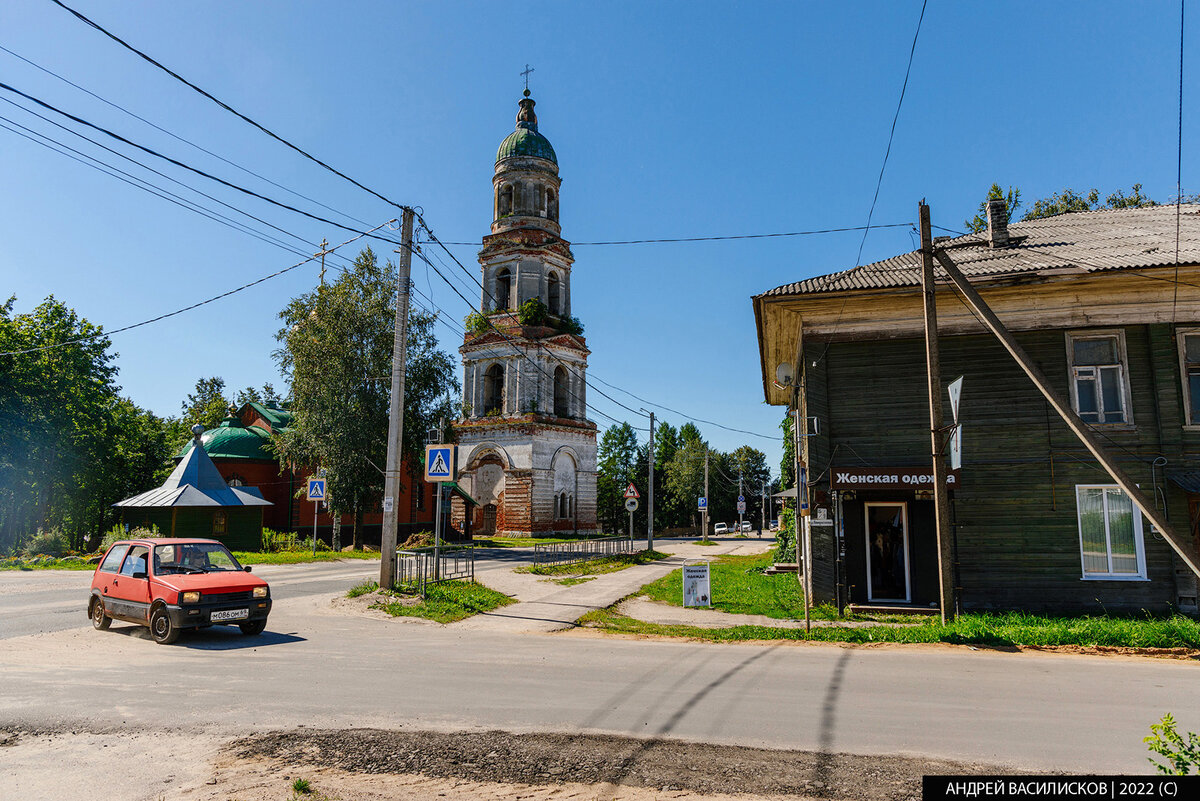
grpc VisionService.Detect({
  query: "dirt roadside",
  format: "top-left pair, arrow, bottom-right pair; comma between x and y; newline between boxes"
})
1,725 -> 1005,801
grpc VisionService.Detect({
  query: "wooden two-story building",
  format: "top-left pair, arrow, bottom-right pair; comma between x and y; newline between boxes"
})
754,203 -> 1200,615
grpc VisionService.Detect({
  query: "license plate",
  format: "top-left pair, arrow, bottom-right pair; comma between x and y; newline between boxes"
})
211,608 -> 248,622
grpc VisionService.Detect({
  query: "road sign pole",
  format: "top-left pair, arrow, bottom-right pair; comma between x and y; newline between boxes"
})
646,410 -> 655,552
312,499 -> 318,556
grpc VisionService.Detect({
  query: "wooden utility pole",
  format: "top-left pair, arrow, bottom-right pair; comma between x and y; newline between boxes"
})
379,209 -> 415,590
920,203 -> 956,624
932,248 -> 1200,581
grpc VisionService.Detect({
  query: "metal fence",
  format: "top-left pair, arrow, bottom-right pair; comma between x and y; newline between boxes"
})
394,545 -> 475,595
532,535 -> 635,567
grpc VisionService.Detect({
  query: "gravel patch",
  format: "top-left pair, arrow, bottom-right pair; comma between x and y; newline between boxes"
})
230,727 -> 999,800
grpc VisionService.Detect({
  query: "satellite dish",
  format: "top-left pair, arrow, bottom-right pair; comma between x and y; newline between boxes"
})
774,362 -> 794,387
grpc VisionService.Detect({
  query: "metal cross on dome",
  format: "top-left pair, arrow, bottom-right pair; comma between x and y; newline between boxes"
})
521,64 -> 535,91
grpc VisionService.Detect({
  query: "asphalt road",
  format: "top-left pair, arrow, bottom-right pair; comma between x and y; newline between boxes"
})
2,558 -> 1198,775
0,559 -> 379,640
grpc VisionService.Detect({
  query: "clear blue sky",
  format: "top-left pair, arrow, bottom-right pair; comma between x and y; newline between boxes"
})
2,1 -> 1194,476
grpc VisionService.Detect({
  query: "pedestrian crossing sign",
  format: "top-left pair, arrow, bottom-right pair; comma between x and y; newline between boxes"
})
307,478 -> 326,501
424,445 -> 456,482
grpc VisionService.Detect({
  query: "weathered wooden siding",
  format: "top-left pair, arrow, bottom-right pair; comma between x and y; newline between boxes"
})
804,322 -> 1199,613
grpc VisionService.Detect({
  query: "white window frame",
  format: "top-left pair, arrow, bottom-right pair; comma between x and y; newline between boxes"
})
1176,328 -> 1200,428
1074,484 -> 1148,581
1065,330 -> 1134,426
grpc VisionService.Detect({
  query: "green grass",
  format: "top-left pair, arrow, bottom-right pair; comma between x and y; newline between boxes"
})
353,580 -> 515,623
0,556 -> 95,571
695,539 -> 719,546
232,549 -> 379,565
516,549 -> 668,576
580,607 -> 1200,649
549,576 -> 597,586
291,778 -> 312,795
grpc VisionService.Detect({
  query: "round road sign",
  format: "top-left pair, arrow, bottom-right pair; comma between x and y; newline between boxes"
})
625,498 -> 639,512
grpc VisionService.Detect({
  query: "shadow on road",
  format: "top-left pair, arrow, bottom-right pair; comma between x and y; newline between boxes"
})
107,623 -> 306,650
593,644 -> 783,794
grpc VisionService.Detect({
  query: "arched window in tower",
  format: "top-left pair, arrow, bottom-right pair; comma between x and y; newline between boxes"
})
484,364 -> 505,415
554,366 -> 569,418
494,268 -> 511,311
547,272 -> 561,316
498,184 -> 513,217
547,188 -> 558,222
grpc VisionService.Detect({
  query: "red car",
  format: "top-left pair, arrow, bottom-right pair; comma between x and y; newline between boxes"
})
89,538 -> 271,644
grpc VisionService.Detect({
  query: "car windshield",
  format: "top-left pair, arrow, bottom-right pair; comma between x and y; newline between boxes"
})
154,543 -> 242,574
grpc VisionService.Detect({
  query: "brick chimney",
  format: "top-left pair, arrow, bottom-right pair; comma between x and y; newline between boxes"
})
986,198 -> 1010,248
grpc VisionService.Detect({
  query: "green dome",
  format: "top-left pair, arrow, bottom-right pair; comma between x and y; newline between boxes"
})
177,418 -> 274,461
496,127 -> 557,164
496,92 -> 557,165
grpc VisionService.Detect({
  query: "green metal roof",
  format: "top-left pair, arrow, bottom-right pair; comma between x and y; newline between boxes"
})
496,127 -> 557,164
246,400 -> 293,429
177,418 -> 275,461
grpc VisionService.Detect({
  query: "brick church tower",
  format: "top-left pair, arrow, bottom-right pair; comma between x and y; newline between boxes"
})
450,90 -> 598,538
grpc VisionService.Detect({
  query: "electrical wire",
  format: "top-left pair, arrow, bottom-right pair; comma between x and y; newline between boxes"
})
0,221 -> 395,357
48,0 -> 414,216
436,223 -> 915,247
0,42 -> 373,231
853,0 -> 928,267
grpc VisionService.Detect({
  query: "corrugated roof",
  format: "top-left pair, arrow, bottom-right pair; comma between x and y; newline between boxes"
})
115,434 -> 271,509
759,205 -> 1200,297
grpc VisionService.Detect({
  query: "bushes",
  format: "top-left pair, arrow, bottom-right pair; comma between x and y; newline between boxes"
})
261,527 -> 298,552
19,528 -> 70,557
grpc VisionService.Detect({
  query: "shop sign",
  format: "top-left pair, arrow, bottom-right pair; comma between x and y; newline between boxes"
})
832,467 -> 960,490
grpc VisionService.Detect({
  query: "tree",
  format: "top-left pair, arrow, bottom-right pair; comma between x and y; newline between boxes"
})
596,422 -> 639,533
182,376 -> 231,431
235,382 -> 279,407
272,247 -> 456,549
964,183 -> 1021,233
665,435 -> 708,532
652,421 -> 684,530
969,183 -> 1161,231
0,296 -> 171,551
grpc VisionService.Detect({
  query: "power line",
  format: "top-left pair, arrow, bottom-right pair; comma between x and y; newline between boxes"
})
0,221 -> 395,357
854,0 -> 928,267
435,223 -> 915,247
0,96 -> 324,255
48,0 -> 413,216
0,42 -> 373,231
0,80 -> 407,248
586,373 -> 778,441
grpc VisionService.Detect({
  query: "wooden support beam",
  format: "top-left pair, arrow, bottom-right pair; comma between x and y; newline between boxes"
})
932,249 -> 1200,580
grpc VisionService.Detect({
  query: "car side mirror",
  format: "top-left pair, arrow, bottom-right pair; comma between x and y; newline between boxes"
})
132,571 -> 148,580
243,565 -> 252,573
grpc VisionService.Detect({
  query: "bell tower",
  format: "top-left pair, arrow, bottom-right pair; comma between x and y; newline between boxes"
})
451,90 -> 598,539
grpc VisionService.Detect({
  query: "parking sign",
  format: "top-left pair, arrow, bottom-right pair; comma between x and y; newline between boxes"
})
697,496 -> 707,511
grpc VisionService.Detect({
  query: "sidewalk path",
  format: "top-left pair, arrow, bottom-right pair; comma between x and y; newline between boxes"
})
456,537 -> 771,633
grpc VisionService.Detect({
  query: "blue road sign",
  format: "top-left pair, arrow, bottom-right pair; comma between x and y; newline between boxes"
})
698,496 -> 707,511
307,478 -> 326,501
737,495 -> 745,502
425,445 -> 456,482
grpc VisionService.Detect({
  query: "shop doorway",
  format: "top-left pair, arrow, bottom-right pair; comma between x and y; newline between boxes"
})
864,502 -> 911,602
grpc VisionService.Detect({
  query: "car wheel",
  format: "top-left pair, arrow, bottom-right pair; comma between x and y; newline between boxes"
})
238,619 -> 267,636
150,605 -> 180,645
91,598 -> 111,631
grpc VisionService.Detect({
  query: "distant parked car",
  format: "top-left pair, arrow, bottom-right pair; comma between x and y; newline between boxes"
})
740,522 -> 753,533
89,538 -> 271,645
713,522 -> 729,535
